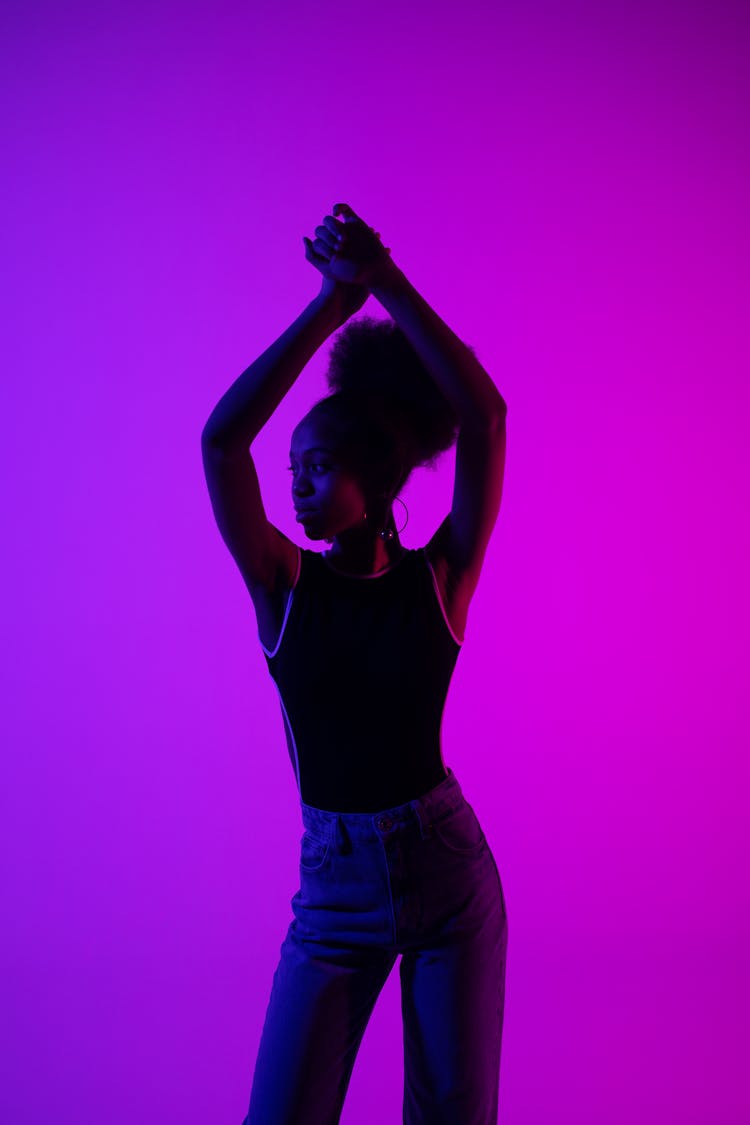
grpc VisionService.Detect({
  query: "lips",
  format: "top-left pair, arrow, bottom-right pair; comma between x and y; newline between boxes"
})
295,508 -> 317,519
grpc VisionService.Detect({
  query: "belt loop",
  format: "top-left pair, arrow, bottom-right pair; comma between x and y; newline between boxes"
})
410,799 -> 434,839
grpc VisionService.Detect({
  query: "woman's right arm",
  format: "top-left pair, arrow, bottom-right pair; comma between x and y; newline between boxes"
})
201,295 -> 341,591
201,294 -> 340,450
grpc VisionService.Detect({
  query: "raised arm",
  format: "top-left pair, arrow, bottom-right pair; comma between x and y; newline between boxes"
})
367,252 -> 507,585
202,295 -> 341,452
322,202 -> 508,596
201,291 -> 346,591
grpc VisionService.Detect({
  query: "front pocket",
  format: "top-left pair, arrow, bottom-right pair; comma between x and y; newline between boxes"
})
432,800 -> 487,855
300,829 -> 331,872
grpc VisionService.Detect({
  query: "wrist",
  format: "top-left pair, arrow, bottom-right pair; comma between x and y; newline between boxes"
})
366,255 -> 405,297
309,292 -> 347,331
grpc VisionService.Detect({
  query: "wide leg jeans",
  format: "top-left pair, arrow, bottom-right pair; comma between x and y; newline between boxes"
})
243,767 -> 509,1124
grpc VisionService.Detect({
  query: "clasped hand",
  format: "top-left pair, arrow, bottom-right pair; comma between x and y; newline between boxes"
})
303,203 -> 394,318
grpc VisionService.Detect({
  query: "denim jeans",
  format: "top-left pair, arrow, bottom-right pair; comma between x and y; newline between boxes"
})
242,767 -> 508,1125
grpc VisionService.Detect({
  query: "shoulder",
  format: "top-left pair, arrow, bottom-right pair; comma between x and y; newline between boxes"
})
247,539 -> 304,652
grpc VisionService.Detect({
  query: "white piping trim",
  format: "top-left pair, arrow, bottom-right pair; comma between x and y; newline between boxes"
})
272,679 -> 301,793
420,547 -> 465,646
258,544 -> 302,657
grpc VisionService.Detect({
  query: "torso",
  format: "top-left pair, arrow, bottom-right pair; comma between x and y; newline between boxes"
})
251,539 -> 472,651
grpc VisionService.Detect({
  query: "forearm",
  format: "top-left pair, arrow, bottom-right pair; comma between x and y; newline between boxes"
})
369,259 -> 506,428
201,296 -> 341,450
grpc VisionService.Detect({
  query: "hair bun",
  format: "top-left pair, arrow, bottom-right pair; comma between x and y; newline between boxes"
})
324,315 -> 462,470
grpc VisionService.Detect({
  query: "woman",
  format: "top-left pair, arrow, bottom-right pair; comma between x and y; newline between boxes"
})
201,203 -> 509,1124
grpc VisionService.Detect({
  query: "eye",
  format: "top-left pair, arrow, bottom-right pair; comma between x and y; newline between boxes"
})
287,463 -> 330,473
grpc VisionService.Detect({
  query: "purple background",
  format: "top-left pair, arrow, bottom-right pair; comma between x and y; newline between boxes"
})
3,1 -> 748,1122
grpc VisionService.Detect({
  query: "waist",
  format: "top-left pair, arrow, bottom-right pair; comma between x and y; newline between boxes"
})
300,765 -> 461,832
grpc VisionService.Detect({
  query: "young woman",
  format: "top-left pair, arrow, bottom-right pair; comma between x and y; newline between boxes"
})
201,203 -> 509,1124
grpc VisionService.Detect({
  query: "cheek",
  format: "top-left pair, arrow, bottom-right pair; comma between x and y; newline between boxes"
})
326,479 -> 364,516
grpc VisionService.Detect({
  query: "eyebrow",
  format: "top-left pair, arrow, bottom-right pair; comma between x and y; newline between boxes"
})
288,447 -> 334,457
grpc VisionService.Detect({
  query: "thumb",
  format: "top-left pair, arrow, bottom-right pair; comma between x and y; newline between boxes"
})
333,202 -> 357,221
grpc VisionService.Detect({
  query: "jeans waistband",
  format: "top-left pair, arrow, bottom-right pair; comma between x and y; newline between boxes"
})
299,767 -> 465,847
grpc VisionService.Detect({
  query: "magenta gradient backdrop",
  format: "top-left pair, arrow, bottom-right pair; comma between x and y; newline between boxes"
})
3,1 -> 748,1122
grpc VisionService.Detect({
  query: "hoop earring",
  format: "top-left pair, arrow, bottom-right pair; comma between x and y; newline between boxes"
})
363,495 -> 409,540
332,496 -> 409,546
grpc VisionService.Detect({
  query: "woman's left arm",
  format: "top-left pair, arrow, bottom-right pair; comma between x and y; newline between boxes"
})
368,256 -> 507,430
370,256 -> 508,581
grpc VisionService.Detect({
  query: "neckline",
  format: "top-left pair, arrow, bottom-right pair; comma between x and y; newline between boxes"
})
319,548 -> 410,579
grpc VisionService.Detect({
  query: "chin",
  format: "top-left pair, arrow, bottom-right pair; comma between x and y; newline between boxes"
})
301,524 -> 326,540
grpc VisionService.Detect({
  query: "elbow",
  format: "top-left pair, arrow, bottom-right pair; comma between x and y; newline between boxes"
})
201,425 -> 252,460
201,424 -> 222,450
201,418 -> 236,450
201,425 -> 237,458
487,396 -> 507,428
459,399 -> 507,433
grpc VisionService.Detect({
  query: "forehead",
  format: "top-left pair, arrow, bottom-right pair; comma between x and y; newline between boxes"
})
290,417 -> 340,456
288,444 -> 335,457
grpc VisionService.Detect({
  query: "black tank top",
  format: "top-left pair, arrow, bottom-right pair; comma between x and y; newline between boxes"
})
259,545 -> 464,812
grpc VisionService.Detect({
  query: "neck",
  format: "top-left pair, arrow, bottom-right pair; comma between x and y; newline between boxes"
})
324,533 -> 404,576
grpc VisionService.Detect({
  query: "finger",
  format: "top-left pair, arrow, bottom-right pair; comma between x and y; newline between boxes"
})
314,223 -> 338,253
333,202 -> 358,222
323,215 -> 345,241
312,233 -> 335,260
302,236 -> 330,265
323,215 -> 347,253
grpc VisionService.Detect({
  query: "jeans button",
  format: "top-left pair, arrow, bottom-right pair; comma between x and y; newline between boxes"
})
376,816 -> 392,832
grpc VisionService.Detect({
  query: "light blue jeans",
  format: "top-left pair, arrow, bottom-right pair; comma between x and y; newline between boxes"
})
243,767 -> 508,1124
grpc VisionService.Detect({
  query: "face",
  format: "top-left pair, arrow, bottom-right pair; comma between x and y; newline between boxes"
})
288,416 -> 368,540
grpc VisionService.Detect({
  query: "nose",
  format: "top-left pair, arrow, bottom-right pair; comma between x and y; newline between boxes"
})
293,479 -> 312,497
